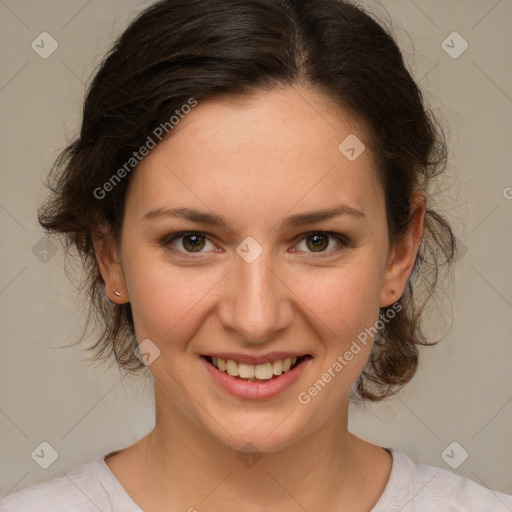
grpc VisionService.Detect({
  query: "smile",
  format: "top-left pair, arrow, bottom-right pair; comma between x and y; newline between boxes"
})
206,355 -> 306,382
201,354 -> 313,400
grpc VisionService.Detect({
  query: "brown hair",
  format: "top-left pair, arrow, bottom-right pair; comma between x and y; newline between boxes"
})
38,0 -> 455,401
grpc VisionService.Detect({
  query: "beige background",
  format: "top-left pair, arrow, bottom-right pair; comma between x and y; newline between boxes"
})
1,0 -> 511,499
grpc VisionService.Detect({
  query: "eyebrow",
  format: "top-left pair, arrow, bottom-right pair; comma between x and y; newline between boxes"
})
142,204 -> 365,228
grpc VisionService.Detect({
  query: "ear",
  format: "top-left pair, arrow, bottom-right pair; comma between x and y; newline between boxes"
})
91,226 -> 129,304
380,192 -> 425,307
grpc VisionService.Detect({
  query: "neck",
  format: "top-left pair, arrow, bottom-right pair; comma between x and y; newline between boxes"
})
107,385 -> 391,511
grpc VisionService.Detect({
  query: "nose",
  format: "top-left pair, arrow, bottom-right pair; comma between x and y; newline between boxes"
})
217,254 -> 294,345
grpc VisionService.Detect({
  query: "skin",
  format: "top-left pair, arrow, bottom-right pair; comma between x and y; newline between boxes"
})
93,85 -> 424,512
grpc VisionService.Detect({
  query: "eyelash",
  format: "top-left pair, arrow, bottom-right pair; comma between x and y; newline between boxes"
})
161,231 -> 352,259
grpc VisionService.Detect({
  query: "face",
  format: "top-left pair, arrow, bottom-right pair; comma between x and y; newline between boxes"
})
96,86 -> 421,453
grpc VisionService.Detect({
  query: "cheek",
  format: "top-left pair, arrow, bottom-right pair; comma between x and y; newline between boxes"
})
291,265 -> 384,409
123,251 -> 221,345
292,260 -> 383,340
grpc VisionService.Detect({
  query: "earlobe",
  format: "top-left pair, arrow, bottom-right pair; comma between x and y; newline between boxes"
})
380,193 -> 425,308
91,229 -> 129,304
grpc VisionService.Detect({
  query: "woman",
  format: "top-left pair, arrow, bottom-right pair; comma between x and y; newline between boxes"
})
2,0 -> 511,510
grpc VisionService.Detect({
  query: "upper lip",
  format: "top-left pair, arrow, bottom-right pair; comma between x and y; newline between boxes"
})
203,352 -> 310,365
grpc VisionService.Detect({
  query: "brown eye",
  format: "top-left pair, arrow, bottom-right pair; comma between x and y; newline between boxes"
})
305,233 -> 330,252
182,233 -> 206,252
294,231 -> 350,256
162,231 -> 218,257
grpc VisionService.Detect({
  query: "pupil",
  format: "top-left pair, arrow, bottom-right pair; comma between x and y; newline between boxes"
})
308,233 -> 328,251
184,234 -> 205,252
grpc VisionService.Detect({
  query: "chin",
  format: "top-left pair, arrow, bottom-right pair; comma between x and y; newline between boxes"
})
201,410 -> 312,454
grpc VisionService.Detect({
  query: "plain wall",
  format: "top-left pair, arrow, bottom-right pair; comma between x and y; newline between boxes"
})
1,0 -> 511,498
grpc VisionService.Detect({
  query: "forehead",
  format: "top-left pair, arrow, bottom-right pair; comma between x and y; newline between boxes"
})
125,86 -> 384,226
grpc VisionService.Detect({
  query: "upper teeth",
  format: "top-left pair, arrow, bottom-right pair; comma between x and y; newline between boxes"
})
212,357 -> 298,380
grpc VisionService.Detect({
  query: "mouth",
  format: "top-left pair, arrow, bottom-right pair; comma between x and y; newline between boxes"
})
202,354 -> 312,383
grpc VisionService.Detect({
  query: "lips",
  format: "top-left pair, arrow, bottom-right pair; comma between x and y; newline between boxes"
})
200,353 -> 312,400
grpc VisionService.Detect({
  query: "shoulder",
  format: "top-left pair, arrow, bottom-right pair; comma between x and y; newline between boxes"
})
375,448 -> 512,511
0,456 -> 111,511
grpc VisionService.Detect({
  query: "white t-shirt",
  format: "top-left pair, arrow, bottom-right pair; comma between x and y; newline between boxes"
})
1,448 -> 511,511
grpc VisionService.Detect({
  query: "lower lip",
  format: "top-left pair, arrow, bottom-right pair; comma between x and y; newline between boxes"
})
200,356 -> 311,400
